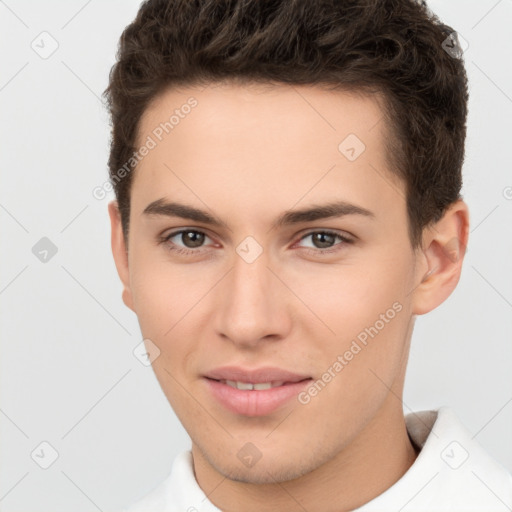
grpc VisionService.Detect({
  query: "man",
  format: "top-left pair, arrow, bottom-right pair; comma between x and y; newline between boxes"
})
104,0 -> 512,510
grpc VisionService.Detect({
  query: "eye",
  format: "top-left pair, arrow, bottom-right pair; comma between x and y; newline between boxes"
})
295,230 -> 353,253
159,229 -> 213,255
159,228 -> 354,257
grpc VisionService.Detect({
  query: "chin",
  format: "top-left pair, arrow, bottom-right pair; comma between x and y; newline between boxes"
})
224,463 -> 311,485
203,446 -> 323,485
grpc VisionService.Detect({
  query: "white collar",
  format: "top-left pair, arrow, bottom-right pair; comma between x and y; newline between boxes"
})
124,407 -> 512,511
355,407 -> 512,510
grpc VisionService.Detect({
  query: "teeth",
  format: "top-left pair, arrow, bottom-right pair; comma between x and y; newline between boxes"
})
222,380 -> 285,390
232,380 -> 253,390
253,382 -> 273,390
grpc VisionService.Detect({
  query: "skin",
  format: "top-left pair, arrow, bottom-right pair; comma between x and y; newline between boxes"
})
109,81 -> 470,512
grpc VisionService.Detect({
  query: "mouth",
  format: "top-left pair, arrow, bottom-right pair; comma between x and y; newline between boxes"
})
204,365 -> 312,385
206,378 -> 311,390
203,370 -> 313,416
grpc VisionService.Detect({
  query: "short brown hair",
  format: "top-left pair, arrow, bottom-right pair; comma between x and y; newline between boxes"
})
103,0 -> 469,247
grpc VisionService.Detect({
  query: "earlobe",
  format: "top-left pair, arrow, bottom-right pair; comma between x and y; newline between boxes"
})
108,200 -> 135,312
412,200 -> 470,315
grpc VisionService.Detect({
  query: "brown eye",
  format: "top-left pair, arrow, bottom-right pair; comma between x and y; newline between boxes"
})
160,229 -> 213,255
310,232 -> 337,249
179,230 -> 205,248
297,230 -> 352,252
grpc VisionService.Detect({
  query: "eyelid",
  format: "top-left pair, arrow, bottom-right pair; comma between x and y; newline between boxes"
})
293,229 -> 354,253
160,228 -> 216,247
296,228 -> 354,243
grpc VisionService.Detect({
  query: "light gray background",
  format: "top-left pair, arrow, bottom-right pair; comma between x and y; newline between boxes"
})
1,1 -> 511,511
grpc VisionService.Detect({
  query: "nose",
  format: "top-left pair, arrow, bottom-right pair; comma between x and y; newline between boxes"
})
213,247 -> 293,349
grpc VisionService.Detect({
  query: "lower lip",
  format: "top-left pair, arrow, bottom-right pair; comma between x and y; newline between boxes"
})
204,378 -> 312,417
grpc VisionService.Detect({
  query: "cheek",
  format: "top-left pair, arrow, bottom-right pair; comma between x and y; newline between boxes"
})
287,255 -> 413,389
129,258 -> 201,403
129,248 -> 189,339
128,251 -> 211,375
299,282 -> 411,430
286,257 -> 410,333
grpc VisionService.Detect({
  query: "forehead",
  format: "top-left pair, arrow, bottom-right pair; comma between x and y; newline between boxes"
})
138,81 -> 387,147
131,81 -> 404,228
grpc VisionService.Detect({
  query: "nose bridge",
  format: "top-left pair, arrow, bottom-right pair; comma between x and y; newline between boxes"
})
214,245 -> 289,345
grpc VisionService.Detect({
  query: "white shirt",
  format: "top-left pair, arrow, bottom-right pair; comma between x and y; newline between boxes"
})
123,407 -> 512,511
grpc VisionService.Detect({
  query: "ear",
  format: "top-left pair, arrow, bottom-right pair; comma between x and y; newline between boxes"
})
412,199 -> 470,315
108,200 -> 135,312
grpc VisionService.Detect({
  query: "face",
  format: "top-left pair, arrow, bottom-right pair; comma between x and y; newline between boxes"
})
111,82 -> 428,484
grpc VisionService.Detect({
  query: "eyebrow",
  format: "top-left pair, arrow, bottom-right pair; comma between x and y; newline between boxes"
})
142,198 -> 375,230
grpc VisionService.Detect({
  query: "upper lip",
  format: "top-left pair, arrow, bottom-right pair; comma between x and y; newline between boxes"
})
204,366 -> 312,384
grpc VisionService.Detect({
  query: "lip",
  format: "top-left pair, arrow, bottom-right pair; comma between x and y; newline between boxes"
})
204,366 -> 311,384
203,366 -> 313,416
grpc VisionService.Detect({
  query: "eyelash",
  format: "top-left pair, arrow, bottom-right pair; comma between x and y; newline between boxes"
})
158,229 -> 353,256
